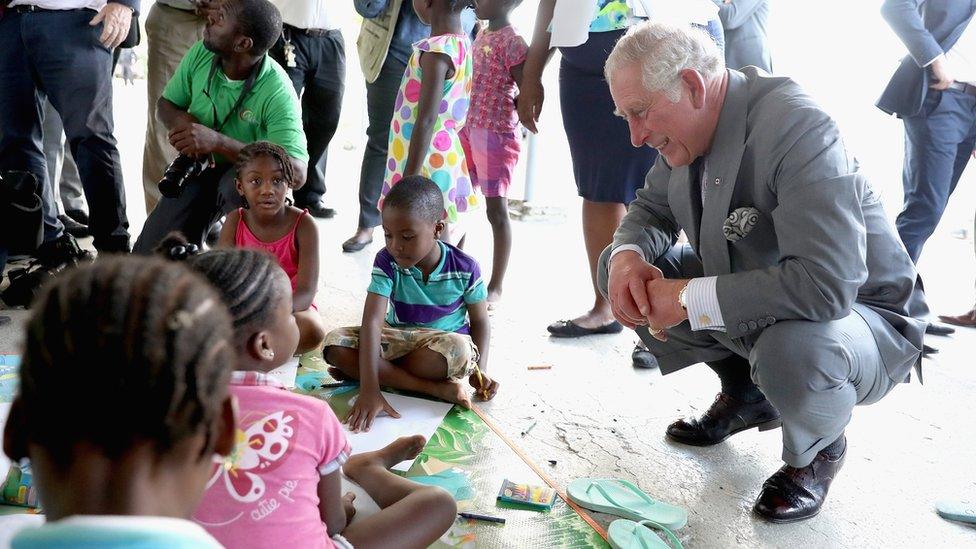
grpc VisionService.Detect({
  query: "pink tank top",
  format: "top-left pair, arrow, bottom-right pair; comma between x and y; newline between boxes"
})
235,208 -> 307,292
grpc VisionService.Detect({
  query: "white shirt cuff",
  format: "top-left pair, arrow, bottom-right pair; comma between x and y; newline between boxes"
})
609,245 -> 645,272
686,276 -> 726,331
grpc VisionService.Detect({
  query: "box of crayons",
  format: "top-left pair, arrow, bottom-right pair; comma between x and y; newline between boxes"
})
496,479 -> 556,511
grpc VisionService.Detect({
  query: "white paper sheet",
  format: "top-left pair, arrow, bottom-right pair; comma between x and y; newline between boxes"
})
266,357 -> 299,389
345,392 -> 453,472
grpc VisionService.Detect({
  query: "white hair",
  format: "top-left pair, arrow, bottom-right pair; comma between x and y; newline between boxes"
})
605,21 -> 725,103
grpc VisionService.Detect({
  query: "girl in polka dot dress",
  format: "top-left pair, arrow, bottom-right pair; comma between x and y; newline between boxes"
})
379,0 -> 478,234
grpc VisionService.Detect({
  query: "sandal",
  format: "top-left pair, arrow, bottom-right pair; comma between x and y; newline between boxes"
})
608,519 -> 683,549
567,478 -> 687,530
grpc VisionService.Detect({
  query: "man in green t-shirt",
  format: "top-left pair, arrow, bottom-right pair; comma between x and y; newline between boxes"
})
133,0 -> 309,253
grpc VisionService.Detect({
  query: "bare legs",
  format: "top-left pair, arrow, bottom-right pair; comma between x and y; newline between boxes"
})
341,436 -> 457,549
484,197 -> 511,303
566,199 -> 627,329
295,309 -> 327,354
324,346 -> 472,408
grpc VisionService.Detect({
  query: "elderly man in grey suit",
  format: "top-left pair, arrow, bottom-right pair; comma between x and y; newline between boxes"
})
712,0 -> 772,72
599,22 -> 928,523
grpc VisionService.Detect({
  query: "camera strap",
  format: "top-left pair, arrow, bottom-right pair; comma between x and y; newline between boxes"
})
205,55 -> 265,133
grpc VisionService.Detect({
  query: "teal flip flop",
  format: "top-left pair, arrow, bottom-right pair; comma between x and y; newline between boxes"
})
567,478 -> 687,530
936,500 -> 976,524
608,519 -> 683,549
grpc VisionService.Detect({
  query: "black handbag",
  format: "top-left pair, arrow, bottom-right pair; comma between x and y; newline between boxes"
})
0,170 -> 44,255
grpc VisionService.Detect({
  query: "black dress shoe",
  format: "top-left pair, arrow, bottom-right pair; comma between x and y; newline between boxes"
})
65,209 -> 89,226
754,441 -> 846,523
547,319 -> 623,337
925,323 -> 955,336
632,344 -> 659,369
300,201 -> 336,219
35,234 -> 94,269
58,214 -> 89,238
666,393 -> 781,446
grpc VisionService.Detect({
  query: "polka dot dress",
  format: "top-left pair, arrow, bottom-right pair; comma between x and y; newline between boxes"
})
380,34 -> 478,223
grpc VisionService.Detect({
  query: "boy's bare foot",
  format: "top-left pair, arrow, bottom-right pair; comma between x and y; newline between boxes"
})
431,380 -> 472,409
345,435 -> 428,478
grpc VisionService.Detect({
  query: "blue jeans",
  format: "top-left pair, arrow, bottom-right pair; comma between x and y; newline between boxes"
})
0,9 -> 130,252
897,88 -> 976,262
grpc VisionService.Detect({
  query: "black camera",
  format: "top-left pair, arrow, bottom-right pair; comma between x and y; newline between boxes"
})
158,154 -> 209,198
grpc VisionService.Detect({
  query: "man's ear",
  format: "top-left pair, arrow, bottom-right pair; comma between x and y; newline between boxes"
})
680,69 -> 708,108
213,396 -> 237,457
235,36 -> 254,54
3,398 -> 29,461
434,220 -> 446,237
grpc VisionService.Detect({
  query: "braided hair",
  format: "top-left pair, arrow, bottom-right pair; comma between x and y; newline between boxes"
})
234,141 -> 295,188
18,256 -> 235,465
158,234 -> 290,349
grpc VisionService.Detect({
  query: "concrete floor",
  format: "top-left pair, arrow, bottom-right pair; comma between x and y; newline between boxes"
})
4,7 -> 976,543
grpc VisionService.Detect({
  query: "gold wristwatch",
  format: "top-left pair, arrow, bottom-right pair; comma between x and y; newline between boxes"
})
678,283 -> 689,311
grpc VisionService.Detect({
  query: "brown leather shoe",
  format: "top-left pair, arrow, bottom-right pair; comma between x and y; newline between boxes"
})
754,442 -> 846,523
666,393 -> 781,446
939,307 -> 976,328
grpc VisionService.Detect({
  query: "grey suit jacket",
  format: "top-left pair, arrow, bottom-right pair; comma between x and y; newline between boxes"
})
613,68 -> 928,383
713,0 -> 772,72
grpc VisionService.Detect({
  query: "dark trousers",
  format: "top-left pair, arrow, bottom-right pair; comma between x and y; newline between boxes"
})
269,27 -> 345,207
897,88 -> 976,262
356,56 -> 406,229
0,9 -> 130,252
132,164 -> 239,253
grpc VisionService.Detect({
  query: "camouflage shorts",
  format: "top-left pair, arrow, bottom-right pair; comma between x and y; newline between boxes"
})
323,325 -> 479,380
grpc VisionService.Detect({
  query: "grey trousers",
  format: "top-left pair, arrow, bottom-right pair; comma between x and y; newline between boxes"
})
42,100 -> 87,215
598,244 -> 899,467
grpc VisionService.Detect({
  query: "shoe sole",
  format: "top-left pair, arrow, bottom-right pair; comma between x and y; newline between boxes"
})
753,505 -> 822,524
666,417 -> 782,447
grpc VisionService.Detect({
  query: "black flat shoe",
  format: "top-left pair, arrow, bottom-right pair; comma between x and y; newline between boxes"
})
300,201 -> 336,219
632,344 -> 659,369
547,319 -> 623,338
667,393 -> 781,446
65,208 -> 89,226
58,214 -> 89,238
925,323 -> 955,336
342,236 -> 372,253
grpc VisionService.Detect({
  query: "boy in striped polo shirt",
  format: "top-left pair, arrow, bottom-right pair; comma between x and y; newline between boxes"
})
324,176 -> 499,432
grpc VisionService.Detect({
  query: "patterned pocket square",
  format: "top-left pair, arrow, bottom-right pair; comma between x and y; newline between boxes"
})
723,207 -> 761,242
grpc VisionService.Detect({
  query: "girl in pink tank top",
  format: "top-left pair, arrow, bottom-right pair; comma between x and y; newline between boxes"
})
218,142 -> 326,354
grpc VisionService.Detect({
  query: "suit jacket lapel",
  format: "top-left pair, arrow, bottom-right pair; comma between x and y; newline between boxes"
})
699,69 -> 748,276
668,163 -> 702,253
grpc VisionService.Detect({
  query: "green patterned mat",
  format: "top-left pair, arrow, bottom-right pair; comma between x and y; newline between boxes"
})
297,354 -> 609,548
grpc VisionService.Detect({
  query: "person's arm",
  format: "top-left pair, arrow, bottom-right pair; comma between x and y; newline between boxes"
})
712,0 -> 765,30
881,0 -> 943,68
403,52 -> 452,176
216,208 -> 240,248
605,159 -> 681,329
345,293 -> 401,432
157,97 -> 199,133
466,300 -> 497,400
292,213 -> 319,312
317,471 -> 352,535
89,2 -> 135,49
516,0 -> 557,133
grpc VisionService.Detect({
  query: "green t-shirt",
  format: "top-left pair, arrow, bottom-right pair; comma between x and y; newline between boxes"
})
162,41 -> 308,163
